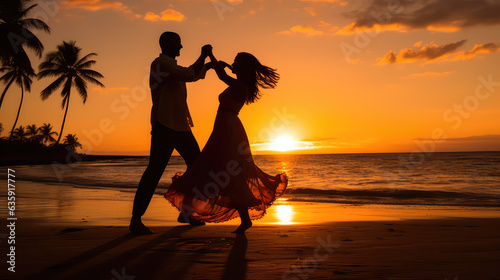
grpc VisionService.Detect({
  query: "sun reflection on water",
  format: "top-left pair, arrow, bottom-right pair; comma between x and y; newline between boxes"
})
275,204 -> 295,224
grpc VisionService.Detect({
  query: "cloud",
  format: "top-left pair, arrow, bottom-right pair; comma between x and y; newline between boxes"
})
279,25 -> 325,36
61,0 -> 140,18
62,1 -> 186,22
451,43 -> 500,61
299,0 -> 349,10
304,7 -> 318,17
414,135 -> 500,142
251,139 -> 316,151
279,20 -> 338,36
144,9 -> 185,22
250,137 -> 360,152
339,0 -> 500,34
380,40 -> 500,64
379,40 -> 467,64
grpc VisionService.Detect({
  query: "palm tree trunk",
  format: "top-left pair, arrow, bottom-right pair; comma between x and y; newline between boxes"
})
56,93 -> 70,145
0,76 -> 16,111
8,85 -> 24,141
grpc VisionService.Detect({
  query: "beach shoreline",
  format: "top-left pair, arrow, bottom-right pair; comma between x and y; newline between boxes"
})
1,180 -> 500,279
3,180 -> 500,227
2,218 -> 500,279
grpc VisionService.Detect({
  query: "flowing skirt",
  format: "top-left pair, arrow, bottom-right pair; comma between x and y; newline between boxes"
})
165,110 -> 288,223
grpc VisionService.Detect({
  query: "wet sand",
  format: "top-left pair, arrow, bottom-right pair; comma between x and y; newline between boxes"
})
1,181 -> 500,279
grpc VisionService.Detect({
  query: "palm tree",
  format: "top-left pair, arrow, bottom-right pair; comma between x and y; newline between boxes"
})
63,134 -> 82,152
39,122 -> 57,145
0,122 -> 4,137
4,59 -> 35,141
38,41 -> 104,144
0,0 -> 50,110
26,123 -> 40,142
11,125 -> 27,141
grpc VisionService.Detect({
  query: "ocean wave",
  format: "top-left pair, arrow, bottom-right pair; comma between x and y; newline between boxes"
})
284,187 -> 500,207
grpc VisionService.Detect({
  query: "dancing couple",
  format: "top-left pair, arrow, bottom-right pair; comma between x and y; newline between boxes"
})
129,31 -> 287,235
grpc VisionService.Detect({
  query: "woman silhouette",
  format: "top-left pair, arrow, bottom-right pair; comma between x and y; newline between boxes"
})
165,49 -> 287,234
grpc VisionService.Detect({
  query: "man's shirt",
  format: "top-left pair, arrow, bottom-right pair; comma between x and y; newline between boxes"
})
150,54 -> 206,131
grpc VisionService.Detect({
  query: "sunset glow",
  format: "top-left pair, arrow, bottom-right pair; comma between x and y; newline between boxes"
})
0,0 -> 499,155
269,135 -> 296,152
275,204 -> 294,225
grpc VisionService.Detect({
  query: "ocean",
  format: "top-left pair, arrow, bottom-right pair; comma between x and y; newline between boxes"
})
10,151 -> 500,209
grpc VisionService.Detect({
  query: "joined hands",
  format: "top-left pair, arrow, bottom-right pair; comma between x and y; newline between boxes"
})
202,45 -> 232,70
202,44 -> 213,57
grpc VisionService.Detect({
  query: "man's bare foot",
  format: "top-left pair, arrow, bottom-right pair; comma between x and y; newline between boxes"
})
129,216 -> 153,235
232,221 -> 252,234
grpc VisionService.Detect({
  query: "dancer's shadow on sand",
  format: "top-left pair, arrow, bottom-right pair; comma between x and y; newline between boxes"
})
27,226 -> 249,280
26,225 -> 195,280
222,233 -> 248,280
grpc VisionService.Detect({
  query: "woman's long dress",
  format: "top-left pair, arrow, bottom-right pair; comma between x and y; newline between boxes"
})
165,88 -> 288,223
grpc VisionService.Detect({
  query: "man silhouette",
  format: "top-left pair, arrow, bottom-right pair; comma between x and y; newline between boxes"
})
129,32 -> 212,234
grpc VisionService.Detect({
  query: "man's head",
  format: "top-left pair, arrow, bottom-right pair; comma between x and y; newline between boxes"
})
159,32 -> 182,58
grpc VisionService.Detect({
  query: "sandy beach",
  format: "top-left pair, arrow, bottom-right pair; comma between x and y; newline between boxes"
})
1,181 -> 500,280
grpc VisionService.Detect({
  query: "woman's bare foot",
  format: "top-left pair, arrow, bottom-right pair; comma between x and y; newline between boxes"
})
129,216 -> 153,235
232,221 -> 252,234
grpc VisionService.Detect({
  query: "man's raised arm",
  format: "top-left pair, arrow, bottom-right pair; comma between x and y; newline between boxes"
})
191,44 -> 212,76
154,44 -> 212,82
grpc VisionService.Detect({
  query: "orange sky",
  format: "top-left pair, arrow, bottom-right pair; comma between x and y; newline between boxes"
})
1,0 -> 500,155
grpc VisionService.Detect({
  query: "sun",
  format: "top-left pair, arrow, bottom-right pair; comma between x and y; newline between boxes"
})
275,204 -> 294,224
269,135 -> 296,152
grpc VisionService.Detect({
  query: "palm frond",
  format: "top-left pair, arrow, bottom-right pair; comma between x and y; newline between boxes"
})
75,53 -> 97,68
20,74 -> 33,92
40,76 -> 66,100
75,60 -> 96,69
43,50 -> 60,63
41,51 -> 67,70
81,74 -> 105,88
38,61 -> 61,71
0,71 -> 15,82
18,18 -> 50,33
22,28 -> 44,57
74,75 -> 88,103
0,66 -> 12,73
37,69 -> 63,79
19,3 -> 38,19
79,69 -> 104,79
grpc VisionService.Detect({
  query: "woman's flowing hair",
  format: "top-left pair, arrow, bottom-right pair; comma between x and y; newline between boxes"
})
237,52 -> 279,104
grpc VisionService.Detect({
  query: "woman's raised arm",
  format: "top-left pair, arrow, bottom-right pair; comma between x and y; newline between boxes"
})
208,52 -> 238,87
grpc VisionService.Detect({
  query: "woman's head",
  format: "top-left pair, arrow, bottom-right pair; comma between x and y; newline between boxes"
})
232,52 -> 279,104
